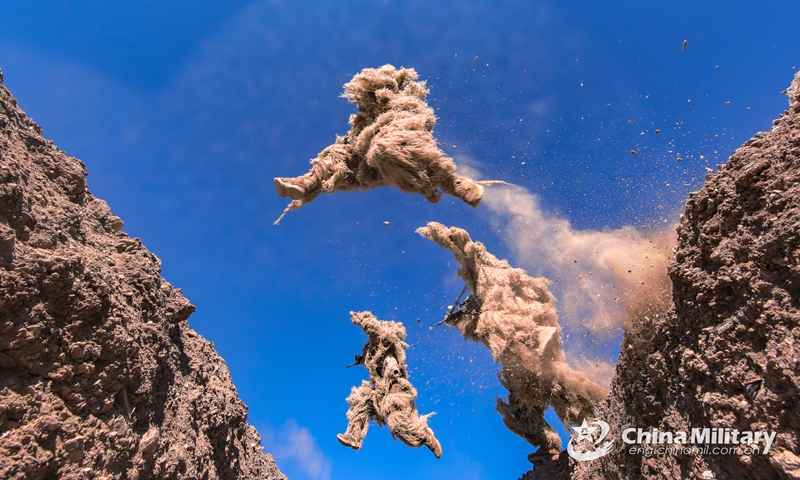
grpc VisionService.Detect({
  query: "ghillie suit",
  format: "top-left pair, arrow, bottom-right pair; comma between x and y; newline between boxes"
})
417,222 -> 607,459
273,64 -> 505,223
337,311 -> 442,458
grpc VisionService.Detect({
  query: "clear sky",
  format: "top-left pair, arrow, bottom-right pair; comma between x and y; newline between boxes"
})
1,1 -> 797,479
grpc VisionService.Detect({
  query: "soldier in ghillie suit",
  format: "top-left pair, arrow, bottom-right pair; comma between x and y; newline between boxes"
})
273,64 -> 504,223
337,311 -> 442,459
417,222 -> 607,463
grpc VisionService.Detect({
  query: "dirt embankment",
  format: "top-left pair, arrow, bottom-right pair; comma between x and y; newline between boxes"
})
526,71 -> 800,480
0,70 -> 285,480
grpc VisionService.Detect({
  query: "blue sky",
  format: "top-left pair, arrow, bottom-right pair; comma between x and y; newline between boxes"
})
1,1 -> 797,479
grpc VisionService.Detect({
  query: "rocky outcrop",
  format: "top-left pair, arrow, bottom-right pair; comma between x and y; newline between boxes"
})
0,69 -> 285,479
526,71 -> 800,479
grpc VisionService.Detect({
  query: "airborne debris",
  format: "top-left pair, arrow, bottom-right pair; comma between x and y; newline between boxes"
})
337,311 -> 442,459
273,65 -> 505,223
417,222 -> 606,457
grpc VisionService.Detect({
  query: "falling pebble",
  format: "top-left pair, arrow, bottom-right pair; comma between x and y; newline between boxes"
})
474,56 -> 479,61
677,157 -> 683,162
454,53 -> 458,58
630,150 -> 637,155
683,40 -> 688,51
521,161 -> 526,165
383,221 -> 390,226
715,65 -> 719,68
747,106 -> 751,110
655,129 -> 661,134
453,145 -> 458,149
580,82 -> 584,87
628,120 -> 633,124
725,101 -> 731,105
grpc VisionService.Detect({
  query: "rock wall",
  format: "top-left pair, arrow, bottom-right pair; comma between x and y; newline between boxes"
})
0,70 -> 285,480
526,71 -> 800,480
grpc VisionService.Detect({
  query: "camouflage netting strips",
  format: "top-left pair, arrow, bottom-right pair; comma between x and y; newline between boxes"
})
417,222 -> 607,456
273,64 -> 505,223
337,311 -> 442,459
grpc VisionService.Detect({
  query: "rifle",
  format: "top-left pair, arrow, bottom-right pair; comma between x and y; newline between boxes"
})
345,354 -> 364,369
437,283 -> 470,326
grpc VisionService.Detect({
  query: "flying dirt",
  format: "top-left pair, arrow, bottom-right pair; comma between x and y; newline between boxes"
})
273,64 -> 505,223
417,222 -> 607,460
524,68 -> 800,480
337,311 -> 442,459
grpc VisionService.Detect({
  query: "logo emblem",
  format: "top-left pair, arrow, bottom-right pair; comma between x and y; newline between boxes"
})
567,418 -> 615,461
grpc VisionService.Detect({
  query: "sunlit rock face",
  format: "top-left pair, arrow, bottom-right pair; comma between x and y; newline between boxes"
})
0,69 -> 286,480
524,71 -> 800,480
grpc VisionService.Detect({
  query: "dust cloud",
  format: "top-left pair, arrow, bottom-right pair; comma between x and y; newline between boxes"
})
473,176 -> 676,381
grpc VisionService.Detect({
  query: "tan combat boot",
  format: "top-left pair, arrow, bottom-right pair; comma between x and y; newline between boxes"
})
425,428 -> 442,459
336,433 -> 362,451
452,178 -> 484,207
274,177 -> 311,200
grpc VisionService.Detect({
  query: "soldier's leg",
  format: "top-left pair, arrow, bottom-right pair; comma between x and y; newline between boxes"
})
440,176 -> 484,207
274,161 -> 327,200
548,366 -> 607,428
275,144 -> 353,200
496,397 -> 561,459
385,402 -> 442,458
337,381 -> 374,450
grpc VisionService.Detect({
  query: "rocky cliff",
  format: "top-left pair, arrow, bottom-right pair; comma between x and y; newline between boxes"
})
527,71 -> 800,480
0,70 -> 285,479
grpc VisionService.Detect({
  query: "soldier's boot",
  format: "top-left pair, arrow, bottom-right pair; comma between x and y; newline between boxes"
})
425,428 -> 442,459
274,174 -> 321,200
336,433 -> 362,451
274,177 -> 311,200
452,178 -> 484,207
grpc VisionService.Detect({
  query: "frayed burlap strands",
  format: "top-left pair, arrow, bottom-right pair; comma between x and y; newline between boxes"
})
417,222 -> 607,456
274,64 -> 503,223
337,311 -> 442,458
